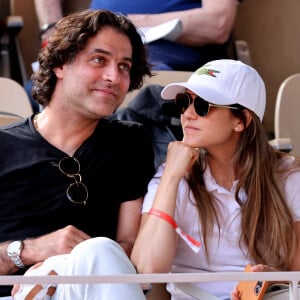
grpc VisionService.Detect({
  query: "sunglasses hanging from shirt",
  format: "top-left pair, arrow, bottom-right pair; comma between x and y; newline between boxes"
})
51,156 -> 88,205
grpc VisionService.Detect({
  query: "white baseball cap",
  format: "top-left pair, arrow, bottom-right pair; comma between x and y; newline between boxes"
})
161,59 -> 266,121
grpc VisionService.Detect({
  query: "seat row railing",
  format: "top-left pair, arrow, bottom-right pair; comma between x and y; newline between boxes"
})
0,271 -> 300,299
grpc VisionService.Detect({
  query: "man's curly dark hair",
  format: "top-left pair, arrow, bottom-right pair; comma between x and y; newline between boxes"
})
32,9 -> 152,106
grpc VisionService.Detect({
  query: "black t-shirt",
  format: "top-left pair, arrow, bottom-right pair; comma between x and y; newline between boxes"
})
0,117 -> 154,294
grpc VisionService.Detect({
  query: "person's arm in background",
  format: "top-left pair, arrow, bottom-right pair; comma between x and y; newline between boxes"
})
34,0 -> 238,47
34,0 -> 63,41
128,0 -> 238,47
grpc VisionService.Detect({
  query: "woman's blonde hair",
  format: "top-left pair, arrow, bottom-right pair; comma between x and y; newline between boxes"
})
188,109 -> 300,270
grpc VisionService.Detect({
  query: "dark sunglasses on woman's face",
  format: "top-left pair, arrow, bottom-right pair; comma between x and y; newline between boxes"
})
175,93 -> 241,117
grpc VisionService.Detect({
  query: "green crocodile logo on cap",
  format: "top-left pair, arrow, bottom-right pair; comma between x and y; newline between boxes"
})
194,67 -> 219,77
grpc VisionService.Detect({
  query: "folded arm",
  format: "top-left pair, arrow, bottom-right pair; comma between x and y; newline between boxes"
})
129,0 -> 238,47
131,141 -> 199,273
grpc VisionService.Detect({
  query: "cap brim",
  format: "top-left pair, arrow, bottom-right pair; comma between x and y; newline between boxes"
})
161,82 -> 236,106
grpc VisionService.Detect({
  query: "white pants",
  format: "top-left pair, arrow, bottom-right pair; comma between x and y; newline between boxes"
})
15,237 -> 146,300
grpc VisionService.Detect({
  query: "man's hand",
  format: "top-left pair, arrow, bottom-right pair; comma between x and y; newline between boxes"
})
22,225 -> 91,265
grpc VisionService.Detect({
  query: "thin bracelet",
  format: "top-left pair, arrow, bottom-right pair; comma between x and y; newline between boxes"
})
148,208 -> 201,253
39,22 -> 56,38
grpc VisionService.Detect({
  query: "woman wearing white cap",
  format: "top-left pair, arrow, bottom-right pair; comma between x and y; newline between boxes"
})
131,59 -> 300,300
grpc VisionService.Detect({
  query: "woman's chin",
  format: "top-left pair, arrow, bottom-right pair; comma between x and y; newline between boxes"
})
182,137 -> 202,148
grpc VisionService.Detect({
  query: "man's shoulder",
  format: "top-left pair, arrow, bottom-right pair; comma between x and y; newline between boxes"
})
100,118 -> 146,136
95,118 -> 152,153
0,118 -> 31,138
104,117 -> 143,127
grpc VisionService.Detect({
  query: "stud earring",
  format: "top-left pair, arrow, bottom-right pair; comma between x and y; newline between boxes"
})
235,126 -> 239,131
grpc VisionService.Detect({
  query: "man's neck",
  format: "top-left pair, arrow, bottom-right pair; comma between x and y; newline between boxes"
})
34,108 -> 99,156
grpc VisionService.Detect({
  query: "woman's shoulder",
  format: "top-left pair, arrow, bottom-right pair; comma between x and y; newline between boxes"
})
278,154 -> 300,176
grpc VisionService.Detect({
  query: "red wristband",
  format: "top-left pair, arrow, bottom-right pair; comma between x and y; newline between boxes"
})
148,208 -> 178,229
148,208 -> 201,252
